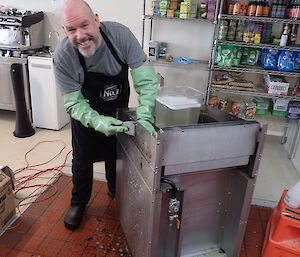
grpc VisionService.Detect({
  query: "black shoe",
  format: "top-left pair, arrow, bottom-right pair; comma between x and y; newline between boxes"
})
64,205 -> 85,230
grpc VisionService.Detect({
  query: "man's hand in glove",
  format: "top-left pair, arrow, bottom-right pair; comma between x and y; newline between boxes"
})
94,116 -> 128,137
64,90 -> 128,137
137,119 -> 157,136
131,64 -> 158,137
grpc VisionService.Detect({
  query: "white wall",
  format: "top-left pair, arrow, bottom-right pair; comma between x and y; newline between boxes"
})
0,0 -> 213,102
0,0 -> 145,49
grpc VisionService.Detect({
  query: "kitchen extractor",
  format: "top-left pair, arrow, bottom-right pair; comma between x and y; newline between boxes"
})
116,105 -> 266,257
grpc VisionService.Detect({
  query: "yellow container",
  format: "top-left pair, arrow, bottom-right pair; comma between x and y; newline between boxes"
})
180,12 -> 190,19
180,2 -> 191,12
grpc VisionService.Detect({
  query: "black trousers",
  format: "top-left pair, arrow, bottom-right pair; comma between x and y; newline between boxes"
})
70,118 -> 116,206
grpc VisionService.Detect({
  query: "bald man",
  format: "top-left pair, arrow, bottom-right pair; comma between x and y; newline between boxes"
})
53,0 -> 158,230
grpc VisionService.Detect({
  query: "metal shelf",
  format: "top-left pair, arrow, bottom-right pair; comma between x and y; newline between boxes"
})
211,86 -> 300,102
149,59 -> 209,70
213,65 -> 300,77
220,14 -> 300,24
144,14 -> 215,24
217,40 -> 300,52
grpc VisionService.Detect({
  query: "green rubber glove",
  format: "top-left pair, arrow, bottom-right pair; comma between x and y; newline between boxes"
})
64,91 -> 128,137
131,65 -> 158,136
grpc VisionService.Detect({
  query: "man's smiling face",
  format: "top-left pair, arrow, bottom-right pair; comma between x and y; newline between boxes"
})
61,1 -> 101,57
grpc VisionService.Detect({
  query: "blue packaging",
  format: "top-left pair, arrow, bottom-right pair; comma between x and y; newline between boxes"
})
261,48 -> 279,70
294,52 -> 300,70
277,50 -> 296,72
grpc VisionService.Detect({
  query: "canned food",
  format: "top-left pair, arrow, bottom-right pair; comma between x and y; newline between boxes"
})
233,3 -> 240,15
228,3 -> 234,14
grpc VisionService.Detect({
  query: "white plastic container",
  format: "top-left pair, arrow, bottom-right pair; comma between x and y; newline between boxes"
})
155,86 -> 205,127
284,181 -> 300,209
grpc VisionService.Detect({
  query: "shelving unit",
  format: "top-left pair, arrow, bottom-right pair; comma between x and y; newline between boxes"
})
221,14 -> 300,24
211,86 -> 300,102
148,59 -> 209,70
218,40 -> 300,52
144,14 -> 215,23
207,0 -> 300,138
213,65 -> 300,77
142,0 -> 220,72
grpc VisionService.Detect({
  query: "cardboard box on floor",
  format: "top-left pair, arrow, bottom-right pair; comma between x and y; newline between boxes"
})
0,166 -> 16,230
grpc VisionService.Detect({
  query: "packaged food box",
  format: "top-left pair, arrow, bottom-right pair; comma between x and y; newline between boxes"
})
167,9 -> 174,18
272,98 -> 290,117
159,42 -> 168,58
0,166 -> 16,231
148,41 -> 160,61
252,98 -> 270,115
265,74 -> 289,96
180,2 -> 191,12
286,101 -> 300,120
170,2 -> 177,10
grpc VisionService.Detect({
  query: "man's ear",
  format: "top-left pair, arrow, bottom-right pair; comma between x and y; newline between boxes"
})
95,13 -> 100,24
61,25 -> 67,35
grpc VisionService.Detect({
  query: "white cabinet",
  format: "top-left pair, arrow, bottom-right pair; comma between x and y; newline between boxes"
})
28,56 -> 69,130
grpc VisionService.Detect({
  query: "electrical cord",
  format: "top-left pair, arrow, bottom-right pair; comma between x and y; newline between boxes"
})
7,140 -> 72,230
160,177 -> 177,198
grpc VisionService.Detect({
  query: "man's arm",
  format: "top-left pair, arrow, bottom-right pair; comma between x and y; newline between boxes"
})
131,62 -> 158,136
52,45 -> 128,137
64,90 -> 128,137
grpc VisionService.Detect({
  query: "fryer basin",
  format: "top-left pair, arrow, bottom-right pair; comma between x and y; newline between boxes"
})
119,106 -> 261,176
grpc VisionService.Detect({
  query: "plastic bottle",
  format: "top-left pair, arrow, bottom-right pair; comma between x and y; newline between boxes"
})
254,23 -> 263,44
284,181 -> 300,209
280,24 -> 289,46
263,0 -> 269,16
233,1 -> 241,15
292,3 -> 300,20
278,0 -> 286,18
256,0 -> 264,16
248,1 -> 257,16
228,2 -> 234,14
271,2 -> 277,17
287,1 -> 294,19
288,24 -> 299,45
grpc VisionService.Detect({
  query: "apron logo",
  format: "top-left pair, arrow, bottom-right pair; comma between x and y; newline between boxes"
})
100,84 -> 121,101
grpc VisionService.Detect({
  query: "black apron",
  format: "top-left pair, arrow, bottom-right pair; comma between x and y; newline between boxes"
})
70,28 -> 130,206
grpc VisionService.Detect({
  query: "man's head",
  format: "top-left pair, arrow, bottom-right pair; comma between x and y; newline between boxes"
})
61,0 -> 101,57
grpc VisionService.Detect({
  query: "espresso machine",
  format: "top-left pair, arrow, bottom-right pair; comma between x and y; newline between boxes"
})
0,7 -> 44,52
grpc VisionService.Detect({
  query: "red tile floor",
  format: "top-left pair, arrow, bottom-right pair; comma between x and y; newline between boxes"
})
0,175 -> 273,257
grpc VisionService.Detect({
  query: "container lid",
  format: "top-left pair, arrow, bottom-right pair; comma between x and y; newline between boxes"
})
157,95 -> 201,110
156,86 -> 204,110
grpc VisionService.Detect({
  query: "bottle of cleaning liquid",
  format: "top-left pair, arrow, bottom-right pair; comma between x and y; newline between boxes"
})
280,24 -> 289,46
284,181 -> 300,209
